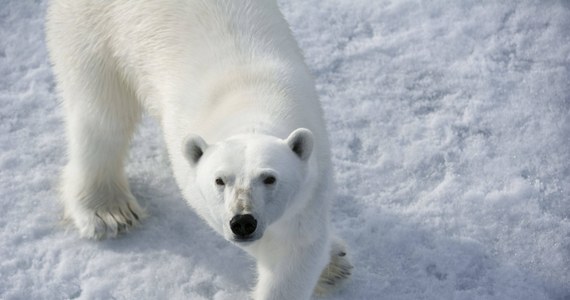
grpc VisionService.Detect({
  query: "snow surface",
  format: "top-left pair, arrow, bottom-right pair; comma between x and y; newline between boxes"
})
1,0 -> 569,299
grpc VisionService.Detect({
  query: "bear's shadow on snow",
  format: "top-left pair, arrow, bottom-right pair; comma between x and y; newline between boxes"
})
331,192 -> 565,299
93,175 -> 254,289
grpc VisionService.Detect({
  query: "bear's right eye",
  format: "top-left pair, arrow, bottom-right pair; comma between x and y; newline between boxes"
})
263,176 -> 276,185
215,177 -> 225,186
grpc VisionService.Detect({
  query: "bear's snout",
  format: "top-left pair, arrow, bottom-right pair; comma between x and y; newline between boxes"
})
230,214 -> 257,239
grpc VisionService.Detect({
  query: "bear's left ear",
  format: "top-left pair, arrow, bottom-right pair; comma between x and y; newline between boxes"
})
183,134 -> 209,166
285,128 -> 314,161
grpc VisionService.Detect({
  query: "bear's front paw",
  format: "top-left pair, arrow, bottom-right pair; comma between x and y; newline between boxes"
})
314,240 -> 353,296
76,202 -> 144,240
63,186 -> 146,239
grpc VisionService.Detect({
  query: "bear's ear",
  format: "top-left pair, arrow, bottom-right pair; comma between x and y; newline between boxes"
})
285,128 -> 314,161
183,134 -> 208,165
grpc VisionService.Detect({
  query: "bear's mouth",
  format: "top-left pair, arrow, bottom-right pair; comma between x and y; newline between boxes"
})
231,233 -> 262,244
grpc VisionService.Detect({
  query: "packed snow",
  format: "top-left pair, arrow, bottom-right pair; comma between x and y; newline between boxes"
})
1,0 -> 569,299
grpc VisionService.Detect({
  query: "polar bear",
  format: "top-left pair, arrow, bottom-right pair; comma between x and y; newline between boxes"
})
46,0 -> 352,298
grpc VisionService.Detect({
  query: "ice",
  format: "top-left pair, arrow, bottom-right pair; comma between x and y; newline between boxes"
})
1,0 -> 569,299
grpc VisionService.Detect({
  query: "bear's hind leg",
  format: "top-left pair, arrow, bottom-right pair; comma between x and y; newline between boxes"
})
58,61 -> 145,240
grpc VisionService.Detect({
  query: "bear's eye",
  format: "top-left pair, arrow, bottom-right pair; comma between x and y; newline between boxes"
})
215,177 -> 225,186
263,176 -> 276,185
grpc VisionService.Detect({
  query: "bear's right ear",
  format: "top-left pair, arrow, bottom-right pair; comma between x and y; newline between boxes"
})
183,134 -> 208,166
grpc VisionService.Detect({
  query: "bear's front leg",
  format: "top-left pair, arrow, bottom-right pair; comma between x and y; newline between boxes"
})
57,64 -> 146,239
252,239 -> 329,300
314,237 -> 353,296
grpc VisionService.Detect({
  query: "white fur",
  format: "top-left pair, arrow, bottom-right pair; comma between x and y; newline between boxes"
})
46,0 -> 351,298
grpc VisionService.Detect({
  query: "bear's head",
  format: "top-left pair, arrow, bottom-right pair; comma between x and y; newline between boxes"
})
182,128 -> 315,244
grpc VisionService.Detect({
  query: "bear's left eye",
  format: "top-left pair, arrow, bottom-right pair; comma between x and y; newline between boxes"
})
263,176 -> 276,185
215,177 -> 225,186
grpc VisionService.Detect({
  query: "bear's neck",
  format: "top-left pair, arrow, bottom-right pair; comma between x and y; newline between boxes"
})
165,59 -> 315,142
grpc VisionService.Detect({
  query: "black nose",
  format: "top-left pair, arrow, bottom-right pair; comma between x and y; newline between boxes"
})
230,214 -> 257,238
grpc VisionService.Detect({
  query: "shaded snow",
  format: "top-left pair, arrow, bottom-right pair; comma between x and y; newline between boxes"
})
1,0 -> 569,299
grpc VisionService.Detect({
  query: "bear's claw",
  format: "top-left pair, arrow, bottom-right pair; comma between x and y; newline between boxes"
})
64,189 -> 146,240
80,204 -> 144,239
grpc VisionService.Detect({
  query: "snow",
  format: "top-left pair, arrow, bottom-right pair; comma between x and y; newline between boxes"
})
1,0 -> 569,299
